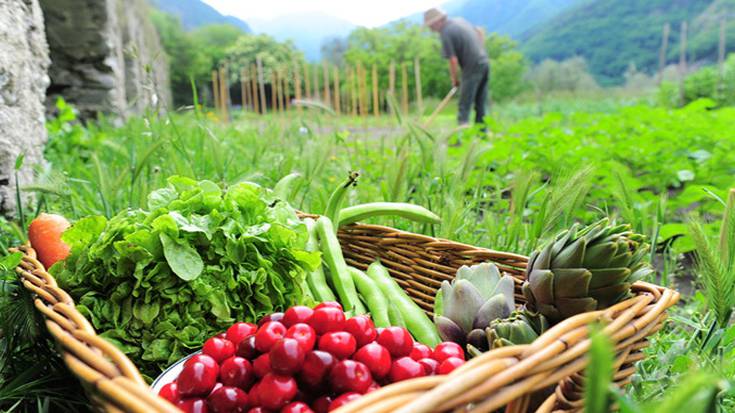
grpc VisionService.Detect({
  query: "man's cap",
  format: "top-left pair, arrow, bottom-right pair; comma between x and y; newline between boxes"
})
424,8 -> 447,26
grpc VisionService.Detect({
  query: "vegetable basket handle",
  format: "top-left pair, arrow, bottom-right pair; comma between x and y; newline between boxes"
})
11,244 -> 180,413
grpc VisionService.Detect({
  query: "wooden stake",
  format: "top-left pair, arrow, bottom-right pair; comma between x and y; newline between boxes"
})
251,64 -> 259,114
303,64 -> 312,101
657,23 -> 670,84
212,70 -> 220,112
372,64 -> 379,116
414,57 -> 423,115
322,62 -> 331,108
312,64 -> 320,100
271,71 -> 278,114
295,63 -> 302,114
333,66 -> 341,115
282,69 -> 290,111
241,68 -> 249,111
679,21 -> 688,105
718,19 -> 727,95
388,60 -> 396,114
401,62 -> 409,115
257,58 -> 267,114
350,67 -> 357,117
219,65 -> 229,122
357,63 -> 367,118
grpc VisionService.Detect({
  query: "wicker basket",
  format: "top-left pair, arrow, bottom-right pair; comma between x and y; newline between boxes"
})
12,221 -> 679,413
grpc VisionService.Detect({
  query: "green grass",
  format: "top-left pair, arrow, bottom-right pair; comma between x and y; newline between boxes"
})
3,96 -> 735,411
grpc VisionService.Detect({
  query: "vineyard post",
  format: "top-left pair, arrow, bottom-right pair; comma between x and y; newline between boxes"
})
295,63 -> 302,114
323,62 -> 331,108
401,62 -> 409,115
372,64 -> 379,116
283,68 -> 290,111
333,66 -> 341,115
389,60 -> 396,114
678,21 -> 688,106
271,71 -> 278,114
718,19 -> 727,96
350,66 -> 357,117
657,23 -> 670,85
219,65 -> 229,122
211,69 -> 220,113
358,63 -> 368,118
250,64 -> 259,114
303,64 -> 312,101
257,57 -> 267,114
414,57 -> 423,115
312,63 -> 320,100
241,68 -> 249,111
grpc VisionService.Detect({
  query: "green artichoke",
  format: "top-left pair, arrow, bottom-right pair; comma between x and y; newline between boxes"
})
486,311 -> 548,349
434,263 -> 516,351
522,219 -> 653,323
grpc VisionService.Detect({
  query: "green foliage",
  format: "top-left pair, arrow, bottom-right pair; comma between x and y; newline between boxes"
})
526,57 -> 599,94
585,326 -> 614,413
225,34 -> 305,82
661,54 -> 735,107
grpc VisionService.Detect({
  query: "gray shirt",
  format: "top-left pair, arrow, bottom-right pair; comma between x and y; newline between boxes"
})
440,17 -> 488,71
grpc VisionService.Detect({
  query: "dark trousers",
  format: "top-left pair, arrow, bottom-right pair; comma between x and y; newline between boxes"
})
458,61 -> 489,125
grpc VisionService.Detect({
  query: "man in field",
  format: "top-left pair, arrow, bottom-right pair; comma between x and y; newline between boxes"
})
425,8 -> 490,126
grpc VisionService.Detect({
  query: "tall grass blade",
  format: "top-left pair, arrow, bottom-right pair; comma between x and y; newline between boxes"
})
584,325 -> 614,413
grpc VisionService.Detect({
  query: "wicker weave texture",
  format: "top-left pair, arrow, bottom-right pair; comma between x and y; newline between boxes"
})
12,222 -> 679,413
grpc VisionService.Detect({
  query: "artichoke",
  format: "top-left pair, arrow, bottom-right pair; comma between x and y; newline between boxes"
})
522,219 -> 653,323
434,263 -> 516,350
486,310 -> 548,349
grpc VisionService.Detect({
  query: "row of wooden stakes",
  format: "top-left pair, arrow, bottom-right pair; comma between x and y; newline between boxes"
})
211,58 -> 425,121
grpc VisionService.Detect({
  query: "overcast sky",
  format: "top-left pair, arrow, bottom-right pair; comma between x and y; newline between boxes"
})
202,0 -> 441,27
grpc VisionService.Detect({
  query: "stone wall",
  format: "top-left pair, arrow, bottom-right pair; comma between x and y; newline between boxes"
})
0,0 -> 50,216
40,0 -> 170,119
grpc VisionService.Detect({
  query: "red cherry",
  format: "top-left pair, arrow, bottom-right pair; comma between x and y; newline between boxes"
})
178,360 -> 218,397
377,327 -> 413,358
389,357 -> 425,383
309,307 -> 345,335
185,354 -> 220,377
437,357 -> 465,375
217,333 -> 228,340
281,401 -> 315,413
203,337 -> 236,363
285,323 -> 317,352
247,382 -> 260,407
283,306 -> 314,327
417,358 -> 439,375
329,360 -> 373,394
270,338 -> 306,375
299,350 -> 336,388
352,342 -> 391,379
227,322 -> 258,346
158,382 -> 181,403
210,383 -> 224,396
258,312 -> 285,327
343,315 -> 377,347
178,398 -> 208,413
258,374 -> 298,410
366,382 -> 381,393
410,343 -> 432,360
432,342 -> 465,363
246,408 -> 268,413
318,332 -> 356,359
314,302 -> 343,311
311,396 -> 332,413
327,392 -> 361,411
207,386 -> 249,413
220,356 -> 254,390
253,353 -> 271,378
236,335 -> 260,360
255,321 -> 287,352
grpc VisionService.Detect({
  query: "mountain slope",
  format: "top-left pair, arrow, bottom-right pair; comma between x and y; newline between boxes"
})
521,0 -> 733,85
151,0 -> 250,32
399,0 -> 582,38
249,12 -> 355,61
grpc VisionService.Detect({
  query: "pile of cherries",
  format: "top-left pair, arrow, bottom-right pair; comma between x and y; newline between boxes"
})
159,302 -> 466,413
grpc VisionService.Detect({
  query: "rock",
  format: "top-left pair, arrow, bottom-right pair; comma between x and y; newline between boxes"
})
40,0 -> 170,120
0,0 -> 50,216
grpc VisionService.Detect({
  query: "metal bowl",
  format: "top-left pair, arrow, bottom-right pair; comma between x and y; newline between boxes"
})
150,352 -> 199,393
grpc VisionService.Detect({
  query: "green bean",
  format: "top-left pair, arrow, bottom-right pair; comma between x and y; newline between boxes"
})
387,302 -> 406,328
367,261 -> 441,346
273,172 -> 302,203
303,218 -> 336,302
324,171 -> 359,230
316,216 -> 366,314
349,267 -> 391,327
338,202 -> 441,227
